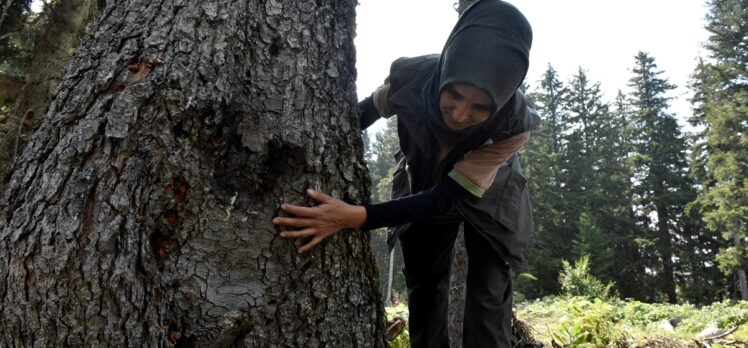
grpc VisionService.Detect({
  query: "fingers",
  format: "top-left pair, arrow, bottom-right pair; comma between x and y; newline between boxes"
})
280,203 -> 318,218
272,189 -> 339,254
273,216 -> 316,228
298,236 -> 323,254
307,189 -> 334,204
278,228 -> 323,254
279,228 -> 316,239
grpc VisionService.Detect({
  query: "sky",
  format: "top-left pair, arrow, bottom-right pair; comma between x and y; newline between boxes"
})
355,0 -> 711,133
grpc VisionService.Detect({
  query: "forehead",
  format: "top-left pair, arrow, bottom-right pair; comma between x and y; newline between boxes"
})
445,83 -> 494,105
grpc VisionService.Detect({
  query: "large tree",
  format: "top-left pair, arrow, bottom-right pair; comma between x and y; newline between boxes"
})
628,52 -> 693,304
689,0 -> 748,300
0,0 -> 386,346
520,64 -> 569,297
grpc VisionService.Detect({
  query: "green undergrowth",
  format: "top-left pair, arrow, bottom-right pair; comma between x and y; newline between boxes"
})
386,297 -> 748,347
516,296 -> 748,347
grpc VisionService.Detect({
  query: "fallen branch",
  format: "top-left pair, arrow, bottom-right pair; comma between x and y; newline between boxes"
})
386,316 -> 406,341
700,326 -> 738,341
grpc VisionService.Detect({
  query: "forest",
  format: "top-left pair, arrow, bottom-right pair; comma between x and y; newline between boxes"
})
0,0 -> 746,346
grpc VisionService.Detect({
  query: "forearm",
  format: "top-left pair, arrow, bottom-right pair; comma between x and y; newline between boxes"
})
362,176 -> 469,230
358,96 -> 380,130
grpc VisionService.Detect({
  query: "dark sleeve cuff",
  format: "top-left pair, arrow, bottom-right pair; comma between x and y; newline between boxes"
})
358,96 -> 381,130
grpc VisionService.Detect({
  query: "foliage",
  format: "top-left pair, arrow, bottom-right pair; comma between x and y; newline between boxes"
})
688,0 -> 748,298
715,246 -> 748,275
517,296 -> 748,346
627,51 -> 699,303
0,0 -> 41,78
558,255 -> 614,300
550,298 -> 629,347
519,65 -> 570,298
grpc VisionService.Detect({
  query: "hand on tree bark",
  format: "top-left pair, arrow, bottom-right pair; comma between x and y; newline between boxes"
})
274,189 -> 367,253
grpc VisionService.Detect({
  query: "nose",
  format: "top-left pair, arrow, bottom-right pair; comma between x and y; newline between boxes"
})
452,103 -> 470,124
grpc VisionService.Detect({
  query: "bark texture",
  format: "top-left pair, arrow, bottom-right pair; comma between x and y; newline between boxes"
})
448,226 -> 467,348
0,0 -> 386,346
0,0 -> 98,193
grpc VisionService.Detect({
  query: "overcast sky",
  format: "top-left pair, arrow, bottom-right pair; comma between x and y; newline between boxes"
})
356,0 -> 710,133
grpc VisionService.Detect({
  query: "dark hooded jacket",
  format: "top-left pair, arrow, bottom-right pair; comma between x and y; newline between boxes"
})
377,0 -> 541,272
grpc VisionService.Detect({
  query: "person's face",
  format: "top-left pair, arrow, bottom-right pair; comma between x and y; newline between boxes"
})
439,83 -> 496,131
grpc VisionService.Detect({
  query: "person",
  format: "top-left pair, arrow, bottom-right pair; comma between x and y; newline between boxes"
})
272,1 -> 539,346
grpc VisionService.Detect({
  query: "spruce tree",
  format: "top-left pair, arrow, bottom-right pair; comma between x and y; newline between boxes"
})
688,0 -> 748,300
607,91 -> 652,300
628,52 -> 694,303
562,68 -> 623,284
521,65 -> 569,297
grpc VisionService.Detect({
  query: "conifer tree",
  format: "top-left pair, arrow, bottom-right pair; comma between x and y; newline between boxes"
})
628,52 -> 694,303
521,65 -> 569,297
607,91 -> 652,300
688,0 -> 748,300
561,68 -> 624,283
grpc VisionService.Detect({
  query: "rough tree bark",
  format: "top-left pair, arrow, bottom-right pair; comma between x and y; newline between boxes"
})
448,226 -> 467,348
0,0 -> 99,193
0,0 -> 386,346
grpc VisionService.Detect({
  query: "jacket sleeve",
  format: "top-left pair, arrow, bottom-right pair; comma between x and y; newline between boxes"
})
362,175 -> 469,230
448,131 -> 531,198
358,78 -> 396,130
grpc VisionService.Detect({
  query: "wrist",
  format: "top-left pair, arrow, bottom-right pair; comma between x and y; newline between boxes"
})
349,205 -> 367,229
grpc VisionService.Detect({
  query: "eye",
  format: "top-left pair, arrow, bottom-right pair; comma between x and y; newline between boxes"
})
475,104 -> 495,113
445,87 -> 463,100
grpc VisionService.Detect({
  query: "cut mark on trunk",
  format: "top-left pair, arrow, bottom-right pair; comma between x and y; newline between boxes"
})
261,139 -> 305,193
150,229 -> 176,271
171,175 -> 190,203
110,57 -> 165,93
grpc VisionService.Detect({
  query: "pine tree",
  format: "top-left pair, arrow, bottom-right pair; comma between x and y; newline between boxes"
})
562,68 -> 627,284
628,52 -> 694,303
688,0 -> 748,300
520,65 -> 569,297
607,91 -> 652,300
0,1 -> 386,345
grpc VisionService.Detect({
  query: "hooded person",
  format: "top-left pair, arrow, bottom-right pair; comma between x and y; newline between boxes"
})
360,0 -> 538,270
274,1 -> 540,347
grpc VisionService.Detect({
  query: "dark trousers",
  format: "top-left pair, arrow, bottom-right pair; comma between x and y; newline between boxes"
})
400,221 -> 513,348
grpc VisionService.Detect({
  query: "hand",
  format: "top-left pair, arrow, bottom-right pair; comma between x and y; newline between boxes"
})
273,189 -> 367,253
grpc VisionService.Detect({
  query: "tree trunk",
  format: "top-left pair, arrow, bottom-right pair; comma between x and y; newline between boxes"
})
0,0 -> 385,346
734,234 -> 748,301
386,247 -> 395,306
0,0 -> 98,192
448,225 -> 467,348
657,204 -> 677,303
